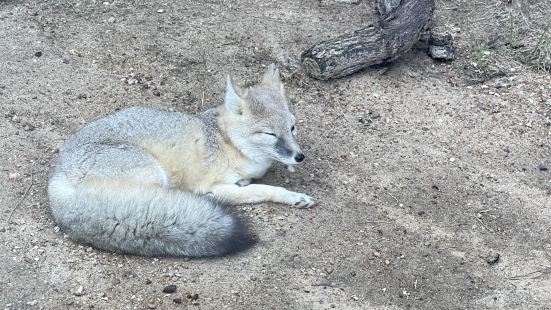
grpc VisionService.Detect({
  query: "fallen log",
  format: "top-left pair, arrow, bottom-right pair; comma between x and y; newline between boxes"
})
301,0 -> 435,80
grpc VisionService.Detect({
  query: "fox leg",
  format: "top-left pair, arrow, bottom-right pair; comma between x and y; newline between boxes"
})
208,184 -> 315,208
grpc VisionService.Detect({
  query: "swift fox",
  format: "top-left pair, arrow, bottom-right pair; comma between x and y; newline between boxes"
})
48,65 -> 315,257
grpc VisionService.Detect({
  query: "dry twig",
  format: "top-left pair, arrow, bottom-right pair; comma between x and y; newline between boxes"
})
474,215 -> 494,233
364,220 -> 393,224
7,170 -> 34,224
507,268 -> 551,280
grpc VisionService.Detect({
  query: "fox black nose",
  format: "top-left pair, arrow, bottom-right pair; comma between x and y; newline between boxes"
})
294,153 -> 305,163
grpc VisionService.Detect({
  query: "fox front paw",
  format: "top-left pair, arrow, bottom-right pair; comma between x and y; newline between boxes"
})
287,192 -> 316,209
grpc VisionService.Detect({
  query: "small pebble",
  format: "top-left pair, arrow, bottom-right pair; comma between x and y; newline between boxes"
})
428,45 -> 456,60
72,285 -> 84,296
173,298 -> 183,304
34,51 -> 42,57
314,278 -> 331,287
368,111 -> 381,119
163,284 -> 177,293
486,253 -> 500,265
22,122 -> 35,131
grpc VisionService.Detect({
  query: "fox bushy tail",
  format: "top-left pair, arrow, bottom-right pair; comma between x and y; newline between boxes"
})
48,175 -> 254,257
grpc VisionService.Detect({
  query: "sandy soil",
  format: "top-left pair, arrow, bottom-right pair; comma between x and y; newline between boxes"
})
1,0 -> 550,309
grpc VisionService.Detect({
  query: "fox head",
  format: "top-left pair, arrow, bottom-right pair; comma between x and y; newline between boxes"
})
222,64 -> 305,166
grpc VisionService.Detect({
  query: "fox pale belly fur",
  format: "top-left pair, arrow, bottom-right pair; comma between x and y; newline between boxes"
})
48,65 -> 315,257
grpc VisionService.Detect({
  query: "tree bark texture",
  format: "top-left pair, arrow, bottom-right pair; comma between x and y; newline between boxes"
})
301,0 -> 435,80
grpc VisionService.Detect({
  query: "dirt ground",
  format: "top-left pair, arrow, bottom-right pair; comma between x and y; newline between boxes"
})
1,0 -> 550,309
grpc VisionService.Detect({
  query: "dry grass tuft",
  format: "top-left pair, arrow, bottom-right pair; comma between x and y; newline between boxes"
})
437,0 -> 551,79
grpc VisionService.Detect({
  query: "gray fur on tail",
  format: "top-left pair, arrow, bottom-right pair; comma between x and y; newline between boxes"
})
48,175 -> 254,257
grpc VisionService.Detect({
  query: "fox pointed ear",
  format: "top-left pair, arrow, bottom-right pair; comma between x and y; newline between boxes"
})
261,64 -> 285,94
225,75 -> 246,114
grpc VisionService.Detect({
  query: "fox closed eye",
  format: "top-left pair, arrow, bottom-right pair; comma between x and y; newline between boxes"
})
258,132 -> 276,137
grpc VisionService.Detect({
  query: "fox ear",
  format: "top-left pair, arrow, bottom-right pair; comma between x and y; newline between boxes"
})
261,64 -> 285,94
225,76 -> 246,114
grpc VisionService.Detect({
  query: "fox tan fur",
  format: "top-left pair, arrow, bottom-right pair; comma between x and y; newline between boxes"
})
47,65 -> 315,257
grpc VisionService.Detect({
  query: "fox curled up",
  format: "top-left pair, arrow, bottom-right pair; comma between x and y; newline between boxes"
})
48,64 -> 315,257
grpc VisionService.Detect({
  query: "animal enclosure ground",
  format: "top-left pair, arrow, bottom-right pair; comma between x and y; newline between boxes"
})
1,0 -> 550,309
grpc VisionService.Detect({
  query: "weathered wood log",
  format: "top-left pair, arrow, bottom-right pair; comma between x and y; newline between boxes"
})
422,32 -> 456,60
301,0 -> 435,80
418,32 -> 457,60
377,0 -> 402,17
